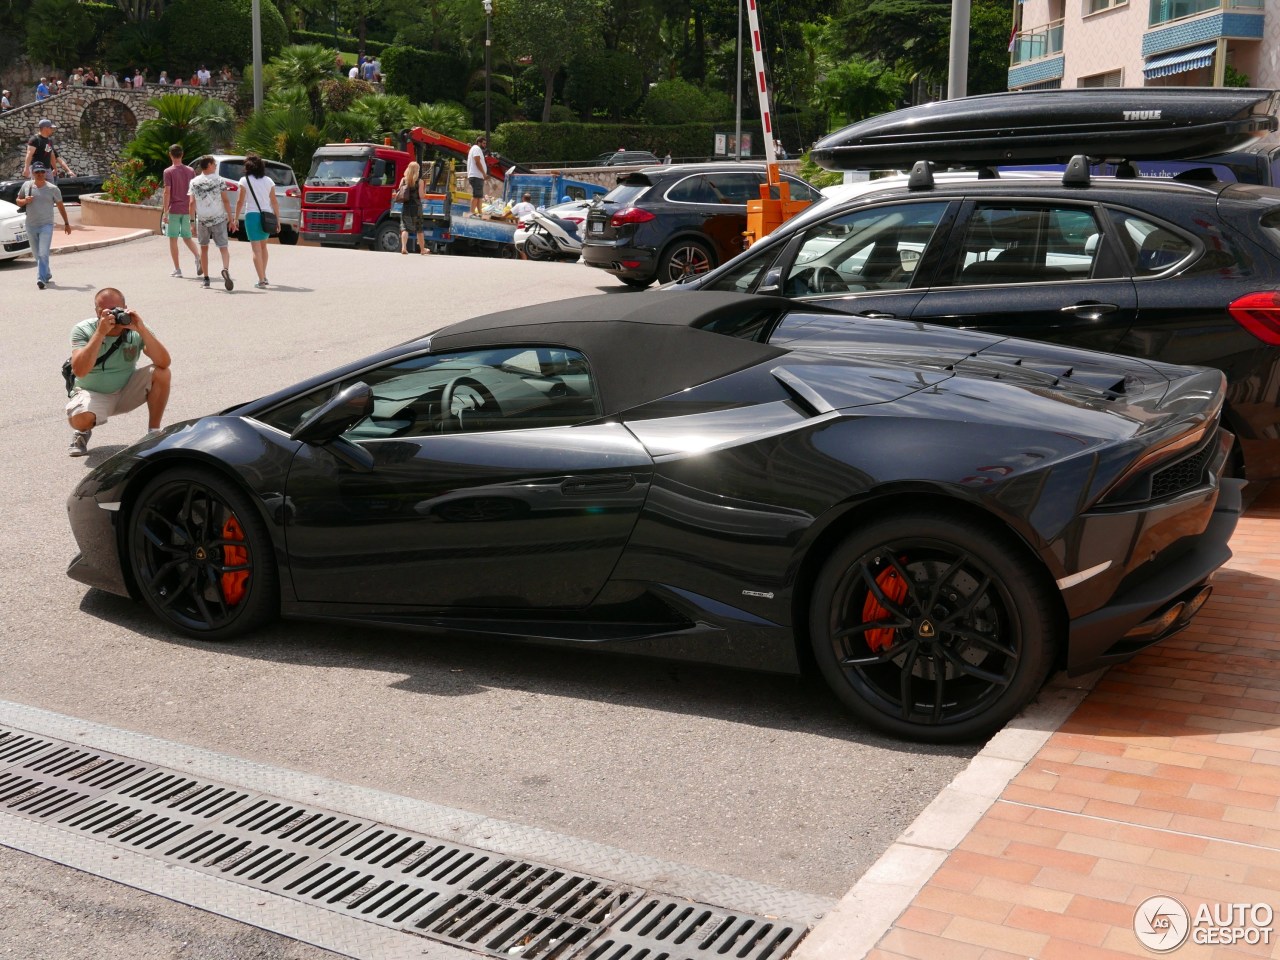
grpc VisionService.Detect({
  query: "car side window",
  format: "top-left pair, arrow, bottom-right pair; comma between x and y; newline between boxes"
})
783,202 -> 950,297
951,204 -> 1102,286
368,159 -> 393,186
666,175 -> 718,204
706,172 -> 764,204
780,176 -> 822,203
1107,210 -> 1195,276
257,347 -> 600,439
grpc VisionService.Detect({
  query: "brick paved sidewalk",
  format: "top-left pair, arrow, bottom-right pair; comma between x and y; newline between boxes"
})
863,484 -> 1280,960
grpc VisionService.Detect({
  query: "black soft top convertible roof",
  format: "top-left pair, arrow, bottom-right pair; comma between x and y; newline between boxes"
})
427,292 -> 797,415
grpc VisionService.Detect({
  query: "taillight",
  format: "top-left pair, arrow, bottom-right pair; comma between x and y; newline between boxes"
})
1229,292 -> 1280,344
285,187 -> 300,198
225,182 -> 239,192
563,216 -> 584,225
611,207 -> 655,227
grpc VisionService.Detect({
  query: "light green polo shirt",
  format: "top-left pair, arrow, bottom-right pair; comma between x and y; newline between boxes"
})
71,319 -> 141,394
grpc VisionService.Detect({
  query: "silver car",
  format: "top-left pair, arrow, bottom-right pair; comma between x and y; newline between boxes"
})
196,154 -> 301,245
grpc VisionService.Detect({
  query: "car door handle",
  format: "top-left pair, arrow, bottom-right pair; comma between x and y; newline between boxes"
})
561,475 -> 636,495
1060,301 -> 1119,320
859,311 -> 898,319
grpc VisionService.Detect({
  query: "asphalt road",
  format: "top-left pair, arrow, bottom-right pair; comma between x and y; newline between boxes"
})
0,238 -> 975,948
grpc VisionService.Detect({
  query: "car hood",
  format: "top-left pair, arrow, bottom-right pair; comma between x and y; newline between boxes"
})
769,313 -> 1218,439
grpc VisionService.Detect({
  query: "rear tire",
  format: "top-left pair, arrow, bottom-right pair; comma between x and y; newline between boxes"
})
808,511 -> 1058,742
657,238 -> 715,284
620,276 -> 654,289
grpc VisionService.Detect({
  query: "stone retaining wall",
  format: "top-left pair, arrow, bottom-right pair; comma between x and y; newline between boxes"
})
0,86 -> 236,178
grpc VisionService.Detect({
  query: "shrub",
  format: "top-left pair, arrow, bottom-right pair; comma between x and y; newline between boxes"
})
25,0 -> 95,68
380,45 -> 468,105
563,50 -> 644,120
464,90 -> 516,128
123,94 -> 215,176
491,120 -> 770,164
101,157 -> 160,204
160,0 -> 287,78
640,79 -> 712,125
319,77 -> 376,113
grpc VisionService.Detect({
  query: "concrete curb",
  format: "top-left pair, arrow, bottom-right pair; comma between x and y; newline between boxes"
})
792,668 -> 1106,960
51,229 -> 153,256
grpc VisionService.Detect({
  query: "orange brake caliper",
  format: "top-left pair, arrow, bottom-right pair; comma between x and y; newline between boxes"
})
220,515 -> 248,605
861,566 -> 908,652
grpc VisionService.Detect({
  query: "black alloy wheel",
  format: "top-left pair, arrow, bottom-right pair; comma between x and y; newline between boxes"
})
809,512 -> 1057,742
129,467 -> 278,640
658,239 -> 715,283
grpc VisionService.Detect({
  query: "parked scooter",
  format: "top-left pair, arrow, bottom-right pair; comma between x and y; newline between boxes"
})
515,204 -> 586,262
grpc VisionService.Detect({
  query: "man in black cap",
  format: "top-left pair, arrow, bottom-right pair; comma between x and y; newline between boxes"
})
15,162 -> 71,289
24,119 -> 74,180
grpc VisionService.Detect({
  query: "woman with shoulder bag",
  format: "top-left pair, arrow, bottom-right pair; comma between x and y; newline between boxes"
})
398,161 -> 429,256
234,153 -> 281,289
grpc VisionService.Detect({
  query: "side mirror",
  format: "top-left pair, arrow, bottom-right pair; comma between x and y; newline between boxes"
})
291,382 -> 373,445
757,267 -> 784,294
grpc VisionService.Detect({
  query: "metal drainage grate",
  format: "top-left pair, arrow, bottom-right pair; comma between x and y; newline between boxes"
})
575,895 -> 805,960
411,858 -> 637,959
0,742 -> 150,822
0,729 -> 59,769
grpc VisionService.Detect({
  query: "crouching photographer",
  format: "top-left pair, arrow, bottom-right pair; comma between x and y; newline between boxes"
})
66,288 -> 172,457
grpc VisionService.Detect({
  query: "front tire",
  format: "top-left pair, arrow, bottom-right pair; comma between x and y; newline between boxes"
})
278,226 -> 299,246
808,512 -> 1058,742
128,467 -> 278,640
372,220 -> 401,252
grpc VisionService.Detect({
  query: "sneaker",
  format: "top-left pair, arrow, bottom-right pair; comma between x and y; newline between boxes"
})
254,280 -> 267,289
171,268 -> 182,278
222,268 -> 234,291
68,430 -> 91,457
202,276 -> 210,288
261,277 -> 269,286
195,260 -> 203,277
146,428 -> 163,438
36,280 -> 45,290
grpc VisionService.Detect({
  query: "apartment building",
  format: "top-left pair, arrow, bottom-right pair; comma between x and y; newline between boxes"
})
1007,0 -> 1277,90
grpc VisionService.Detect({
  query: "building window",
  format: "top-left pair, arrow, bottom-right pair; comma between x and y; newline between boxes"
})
1085,0 -> 1127,13
1149,0 -> 1261,27
1079,69 -> 1123,86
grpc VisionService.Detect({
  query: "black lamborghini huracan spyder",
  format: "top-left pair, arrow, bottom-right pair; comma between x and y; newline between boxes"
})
67,292 -> 1242,740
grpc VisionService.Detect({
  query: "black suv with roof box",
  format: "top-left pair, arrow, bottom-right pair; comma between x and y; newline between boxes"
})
678,88 -> 1280,480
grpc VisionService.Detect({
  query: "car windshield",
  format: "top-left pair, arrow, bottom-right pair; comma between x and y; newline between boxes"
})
306,158 -> 367,185
218,161 -> 294,187
599,183 -> 648,205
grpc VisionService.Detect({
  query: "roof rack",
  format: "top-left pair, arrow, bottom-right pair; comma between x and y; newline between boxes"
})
1063,155 -> 1090,187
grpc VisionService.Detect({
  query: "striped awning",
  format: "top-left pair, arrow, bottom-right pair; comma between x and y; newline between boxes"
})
1143,43 -> 1216,79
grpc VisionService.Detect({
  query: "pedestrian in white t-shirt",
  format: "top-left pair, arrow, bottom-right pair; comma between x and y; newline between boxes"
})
467,135 -> 489,217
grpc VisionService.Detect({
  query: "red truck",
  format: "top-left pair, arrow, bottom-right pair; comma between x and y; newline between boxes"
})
299,130 -> 514,251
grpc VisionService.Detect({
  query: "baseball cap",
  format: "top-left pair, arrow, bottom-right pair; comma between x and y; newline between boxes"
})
31,161 -> 48,173
38,118 -> 54,129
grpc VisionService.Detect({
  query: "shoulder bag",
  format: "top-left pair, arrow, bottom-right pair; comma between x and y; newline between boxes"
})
248,177 -> 278,234
63,331 -> 129,397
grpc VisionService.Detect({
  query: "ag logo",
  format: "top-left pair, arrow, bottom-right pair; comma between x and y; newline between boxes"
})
1134,895 -> 1190,951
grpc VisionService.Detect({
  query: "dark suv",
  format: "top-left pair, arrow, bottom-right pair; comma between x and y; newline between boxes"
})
680,165 -> 1280,479
582,163 -> 821,287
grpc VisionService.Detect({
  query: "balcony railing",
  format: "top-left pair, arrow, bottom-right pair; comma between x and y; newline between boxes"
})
1011,20 -> 1065,65
1149,0 -> 1262,27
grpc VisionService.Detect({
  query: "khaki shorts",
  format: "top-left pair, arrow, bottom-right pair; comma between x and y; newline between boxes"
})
197,218 -> 229,248
164,214 -> 192,238
65,366 -> 153,426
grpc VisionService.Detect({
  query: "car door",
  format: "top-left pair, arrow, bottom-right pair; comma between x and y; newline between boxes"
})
705,199 -> 959,321
670,171 -> 758,264
910,199 -> 1139,352
276,346 -> 653,609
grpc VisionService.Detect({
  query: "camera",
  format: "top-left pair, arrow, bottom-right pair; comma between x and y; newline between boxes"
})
107,306 -> 131,325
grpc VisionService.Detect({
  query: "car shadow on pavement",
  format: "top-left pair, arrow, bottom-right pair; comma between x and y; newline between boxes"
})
75,586 -> 971,754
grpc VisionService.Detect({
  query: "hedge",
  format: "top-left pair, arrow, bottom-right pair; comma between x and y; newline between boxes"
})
492,121 -> 771,164
381,44 -> 467,104
291,28 -> 389,55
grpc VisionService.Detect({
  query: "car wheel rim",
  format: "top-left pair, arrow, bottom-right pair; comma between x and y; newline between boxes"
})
133,479 -> 253,632
828,539 -> 1020,726
666,245 -> 711,280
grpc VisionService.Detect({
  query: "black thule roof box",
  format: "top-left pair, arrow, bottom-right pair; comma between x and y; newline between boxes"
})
811,88 -> 1280,170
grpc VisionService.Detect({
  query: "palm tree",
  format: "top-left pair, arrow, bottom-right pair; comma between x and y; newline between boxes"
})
269,44 -> 340,124
236,105 -> 326,182
124,94 -> 217,176
404,101 -> 470,139
349,93 -> 412,140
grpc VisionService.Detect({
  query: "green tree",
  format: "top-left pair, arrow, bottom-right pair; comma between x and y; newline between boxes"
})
25,0 -> 95,68
269,43 -> 340,123
235,104 -> 326,180
814,57 -> 907,126
564,49 -> 645,120
404,100 -> 470,138
494,0 -> 604,123
161,0 -> 287,78
349,92 -> 411,138
640,78 -> 709,125
123,94 -> 219,176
